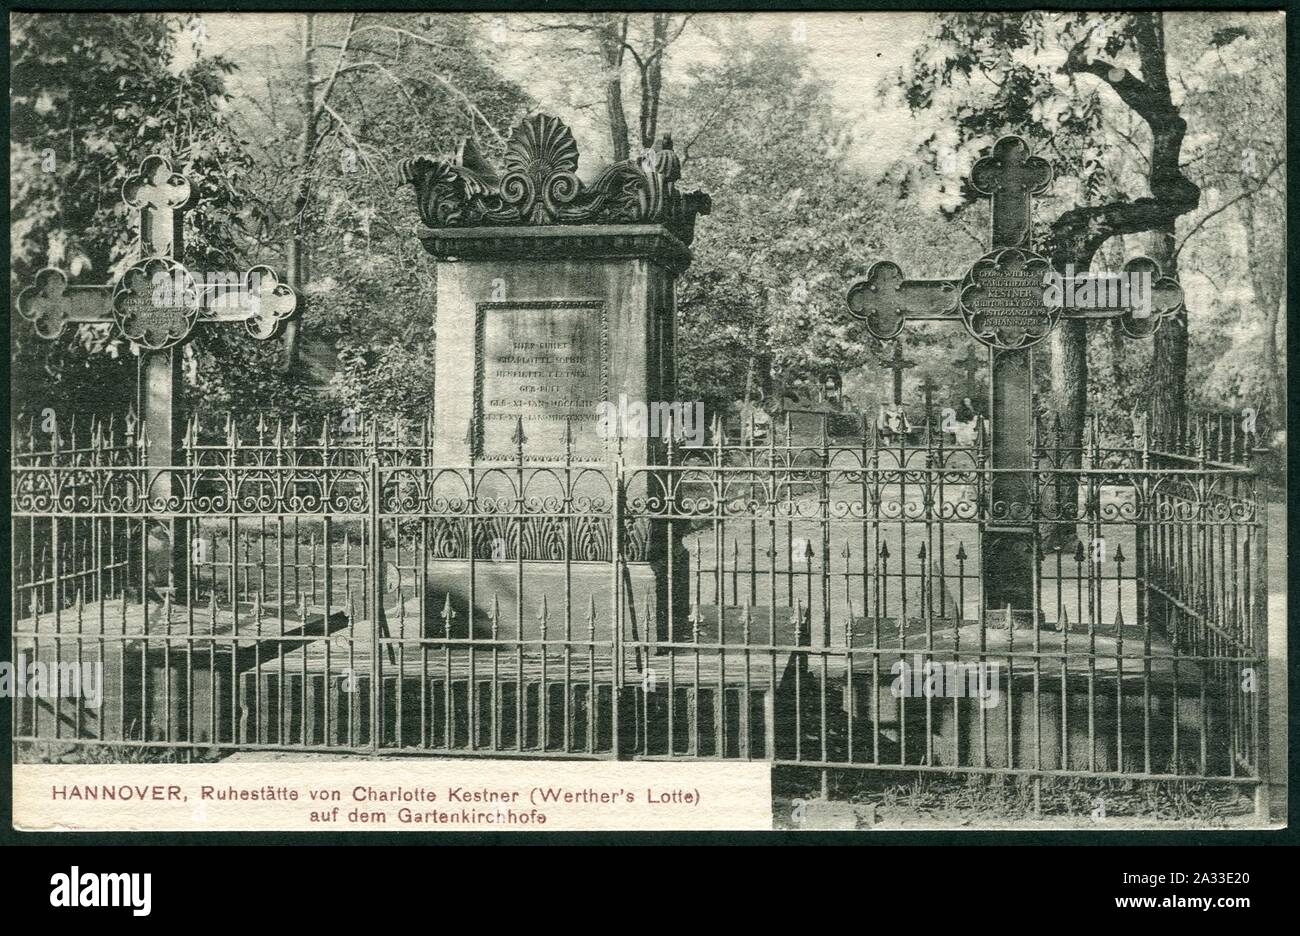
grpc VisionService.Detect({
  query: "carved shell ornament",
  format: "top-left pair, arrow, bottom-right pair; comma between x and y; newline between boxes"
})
398,113 -> 711,245
501,113 -> 581,223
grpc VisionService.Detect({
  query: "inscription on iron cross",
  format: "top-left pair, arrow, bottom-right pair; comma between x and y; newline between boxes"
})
845,133 -> 1185,621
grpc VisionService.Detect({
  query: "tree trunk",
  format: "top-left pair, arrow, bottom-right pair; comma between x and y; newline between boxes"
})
282,12 -> 317,373
1052,14 -> 1198,450
638,14 -> 669,150
595,14 -> 630,162
1240,190 -> 1284,427
1261,303 -> 1282,433
1048,319 -> 1088,450
1045,317 -> 1088,550
1148,221 -> 1186,436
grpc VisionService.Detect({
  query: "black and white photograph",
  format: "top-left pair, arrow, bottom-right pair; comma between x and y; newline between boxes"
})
6,8 -> 1290,842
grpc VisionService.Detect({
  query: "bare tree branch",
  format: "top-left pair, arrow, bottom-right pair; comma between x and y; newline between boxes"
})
1174,157 -> 1284,259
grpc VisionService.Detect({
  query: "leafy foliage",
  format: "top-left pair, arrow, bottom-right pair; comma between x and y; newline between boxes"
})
224,13 -> 533,423
671,29 -> 969,418
11,13 -> 258,419
11,12 -> 1284,450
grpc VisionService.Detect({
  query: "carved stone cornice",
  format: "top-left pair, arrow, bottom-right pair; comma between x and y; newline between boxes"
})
416,224 -> 695,275
399,113 -> 711,258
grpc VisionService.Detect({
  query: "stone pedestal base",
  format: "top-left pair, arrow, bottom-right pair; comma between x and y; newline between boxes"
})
419,558 -> 681,644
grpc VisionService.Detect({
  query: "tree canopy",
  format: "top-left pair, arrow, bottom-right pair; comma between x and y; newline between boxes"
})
10,12 -> 1285,447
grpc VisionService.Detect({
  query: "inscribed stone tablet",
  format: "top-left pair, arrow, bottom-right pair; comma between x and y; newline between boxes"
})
474,300 -> 608,459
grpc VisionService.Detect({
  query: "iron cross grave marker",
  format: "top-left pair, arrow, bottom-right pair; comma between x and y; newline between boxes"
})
15,155 -> 301,601
845,132 -> 1185,622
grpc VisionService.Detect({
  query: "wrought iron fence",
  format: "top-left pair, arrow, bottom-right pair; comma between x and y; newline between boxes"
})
11,410 -> 1268,808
